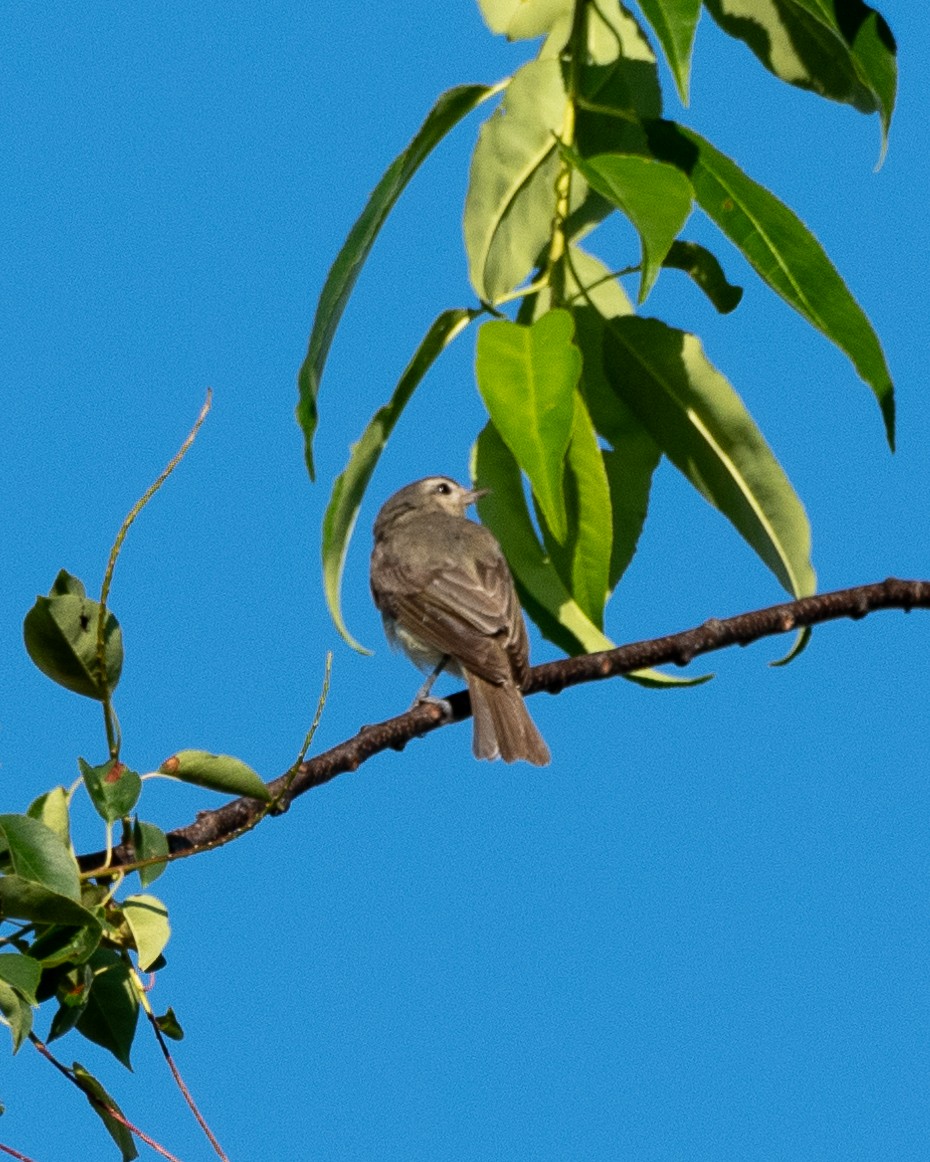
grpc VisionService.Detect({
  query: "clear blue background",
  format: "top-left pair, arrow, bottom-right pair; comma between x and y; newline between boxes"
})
2,3 -> 929,1158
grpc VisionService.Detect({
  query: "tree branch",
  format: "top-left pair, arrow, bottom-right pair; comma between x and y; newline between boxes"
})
78,578 -> 930,872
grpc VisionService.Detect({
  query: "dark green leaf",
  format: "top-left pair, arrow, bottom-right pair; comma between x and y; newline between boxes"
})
663,240 -> 743,313
48,964 -> 94,1040
0,953 -> 41,1003
76,951 -> 138,1069
72,1062 -> 139,1160
563,147 -> 693,301
475,310 -> 581,542
132,820 -> 168,889
28,922 -> 102,969
0,979 -> 32,1053
159,750 -> 270,801
647,120 -> 894,446
77,759 -> 141,825
155,1006 -> 184,1041
0,814 -> 80,900
297,83 -> 495,478
636,0 -> 702,103
603,315 -> 816,599
0,876 -> 100,928
23,586 -> 123,700
704,0 -> 896,156
322,308 -> 479,652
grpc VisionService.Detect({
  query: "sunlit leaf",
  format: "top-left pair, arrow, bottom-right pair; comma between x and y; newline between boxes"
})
0,814 -> 80,900
23,581 -> 123,700
27,786 -> 72,847
159,750 -> 270,801
636,0 -> 702,103
78,759 -> 141,825
121,895 -> 170,972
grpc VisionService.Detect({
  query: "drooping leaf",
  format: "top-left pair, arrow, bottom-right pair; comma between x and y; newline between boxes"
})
323,308 -> 478,652
0,978 -> 32,1053
155,1006 -> 184,1041
662,240 -> 743,313
29,922 -> 102,969
464,59 -> 575,304
472,422 -> 614,656
159,750 -> 270,801
23,582 -> 123,700
475,310 -> 581,543
636,0 -> 702,103
603,315 -> 816,600
0,814 -> 80,900
297,83 -> 497,478
704,0 -> 895,157
72,1062 -> 139,1160
647,120 -> 894,446
78,759 -> 141,825
121,895 -> 170,973
563,147 -> 693,301
535,393 -> 613,628
132,820 -> 168,889
0,953 -> 41,1003
27,786 -> 72,847
0,876 -> 99,928
76,950 -> 139,1069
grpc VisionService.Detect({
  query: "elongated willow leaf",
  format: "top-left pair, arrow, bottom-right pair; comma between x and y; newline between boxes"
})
475,310 -> 581,542
704,0 -> 895,157
323,308 -> 478,651
636,0 -> 702,104
563,147 -> 693,301
604,315 -> 816,602
297,83 -> 497,478
648,121 -> 894,447
464,59 -> 582,304
472,423 -> 706,688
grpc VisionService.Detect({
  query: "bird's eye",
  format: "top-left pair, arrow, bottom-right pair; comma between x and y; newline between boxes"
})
435,482 -> 451,495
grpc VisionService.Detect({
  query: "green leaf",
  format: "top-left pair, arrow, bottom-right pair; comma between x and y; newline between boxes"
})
464,59 -> 574,303
536,392 -> 613,628
76,951 -> 138,1069
132,820 -> 168,889
604,315 -> 816,600
0,953 -> 41,1004
704,0 -> 896,157
0,978 -> 32,1053
27,786 -> 72,847
472,422 -> 614,656
155,1006 -> 184,1041
563,148 -> 693,301
663,240 -> 743,313
296,84 -> 496,479
476,0 -> 573,39
29,922 -> 102,969
72,1062 -> 140,1160
120,895 -> 170,973
636,0 -> 702,103
475,310 -> 581,542
323,308 -> 478,652
23,582 -> 123,700
0,814 -> 80,900
77,759 -> 141,825
159,750 -> 271,801
647,120 -> 894,446
0,875 -> 100,928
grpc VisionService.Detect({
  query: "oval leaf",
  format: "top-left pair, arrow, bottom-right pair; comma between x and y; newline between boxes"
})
132,820 -> 169,889
297,83 -> 496,478
322,308 -> 478,652
27,786 -> 72,846
475,310 -> 581,542
23,590 -> 123,700
121,895 -> 170,972
78,759 -> 141,825
160,750 -> 271,801
0,813 -> 80,900
76,951 -> 139,1069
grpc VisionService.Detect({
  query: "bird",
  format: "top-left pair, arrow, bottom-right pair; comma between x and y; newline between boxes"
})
370,476 -> 550,765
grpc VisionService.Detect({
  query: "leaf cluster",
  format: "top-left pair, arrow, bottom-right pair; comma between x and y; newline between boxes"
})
297,0 -> 896,658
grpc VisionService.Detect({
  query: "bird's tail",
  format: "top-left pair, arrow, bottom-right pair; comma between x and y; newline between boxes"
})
467,673 -> 550,766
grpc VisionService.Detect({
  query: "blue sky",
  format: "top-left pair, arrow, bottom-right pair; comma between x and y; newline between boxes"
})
2,3 -> 929,1158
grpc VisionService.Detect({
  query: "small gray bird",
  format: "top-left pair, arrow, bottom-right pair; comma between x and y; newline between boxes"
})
370,476 -> 550,766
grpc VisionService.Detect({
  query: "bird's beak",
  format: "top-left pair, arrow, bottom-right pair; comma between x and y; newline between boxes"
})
465,486 -> 490,506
